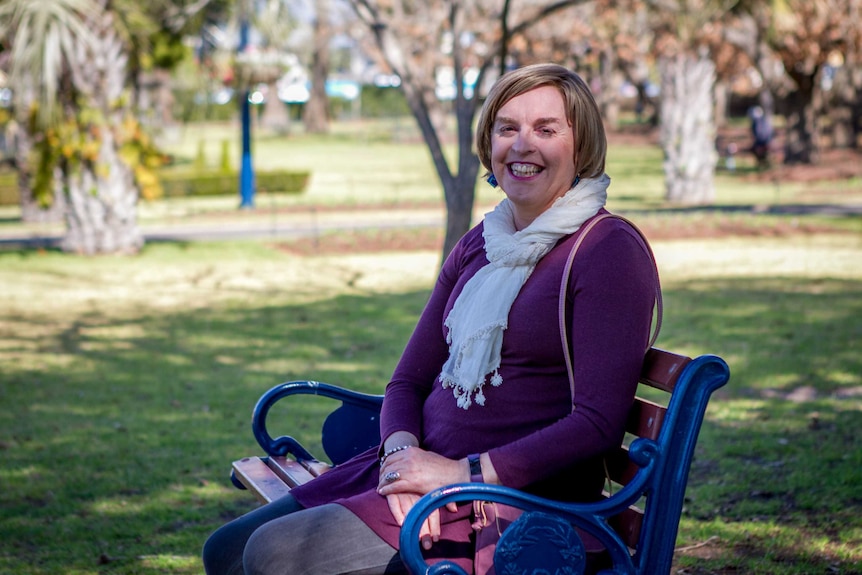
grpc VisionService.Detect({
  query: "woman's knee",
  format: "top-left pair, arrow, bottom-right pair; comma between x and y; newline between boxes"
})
242,504 -> 394,575
204,495 -> 304,575
202,521 -> 245,575
243,520 -> 296,575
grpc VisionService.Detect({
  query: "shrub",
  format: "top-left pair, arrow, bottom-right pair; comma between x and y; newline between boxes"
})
158,168 -> 309,198
0,168 -> 310,205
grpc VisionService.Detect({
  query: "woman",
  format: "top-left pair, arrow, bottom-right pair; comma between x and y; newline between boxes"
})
203,63 -> 659,575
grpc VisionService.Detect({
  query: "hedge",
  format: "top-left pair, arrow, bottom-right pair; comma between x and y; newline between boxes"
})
0,172 -> 16,206
0,168 -> 309,206
158,168 -> 310,198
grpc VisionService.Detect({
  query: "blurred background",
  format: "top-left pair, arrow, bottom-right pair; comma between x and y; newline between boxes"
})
0,0 -> 859,257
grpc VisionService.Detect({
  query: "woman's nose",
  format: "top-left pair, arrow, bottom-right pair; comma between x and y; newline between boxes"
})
511,129 -> 534,153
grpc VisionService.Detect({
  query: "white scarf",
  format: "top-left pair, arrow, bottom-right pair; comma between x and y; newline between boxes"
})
438,174 -> 610,409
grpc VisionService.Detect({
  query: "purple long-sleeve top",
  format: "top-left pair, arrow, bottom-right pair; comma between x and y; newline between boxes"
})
291,210 -> 658,570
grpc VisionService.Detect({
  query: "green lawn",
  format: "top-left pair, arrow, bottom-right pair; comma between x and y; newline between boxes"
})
0,119 -> 861,574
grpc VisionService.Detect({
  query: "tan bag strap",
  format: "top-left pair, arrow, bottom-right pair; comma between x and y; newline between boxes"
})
557,213 -> 663,406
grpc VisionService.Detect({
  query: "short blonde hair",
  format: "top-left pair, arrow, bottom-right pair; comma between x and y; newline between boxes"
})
476,63 -> 607,179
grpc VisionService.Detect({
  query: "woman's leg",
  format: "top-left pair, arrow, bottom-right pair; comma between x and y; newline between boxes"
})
243,503 -> 406,575
202,494 -> 305,575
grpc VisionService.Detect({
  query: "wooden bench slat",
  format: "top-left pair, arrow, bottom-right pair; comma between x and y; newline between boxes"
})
266,456 -> 317,488
232,456 -> 331,505
626,397 -> 666,441
232,457 -> 294,504
300,458 -> 333,477
609,505 -> 645,550
640,348 -> 691,392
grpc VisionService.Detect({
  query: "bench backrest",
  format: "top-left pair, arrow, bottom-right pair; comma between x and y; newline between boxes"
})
397,349 -> 729,575
321,400 -> 382,464
605,347 -> 691,548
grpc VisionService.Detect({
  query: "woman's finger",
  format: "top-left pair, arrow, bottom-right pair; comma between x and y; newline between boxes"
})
427,509 -> 441,543
385,493 -> 408,526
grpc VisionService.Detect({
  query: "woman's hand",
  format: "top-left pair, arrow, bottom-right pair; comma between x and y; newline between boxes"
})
384,492 -> 440,550
378,447 -> 464,548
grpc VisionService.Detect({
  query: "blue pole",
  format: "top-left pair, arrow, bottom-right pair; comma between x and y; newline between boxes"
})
238,12 -> 255,209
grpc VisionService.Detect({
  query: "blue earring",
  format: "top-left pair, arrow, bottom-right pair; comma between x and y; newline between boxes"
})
571,174 -> 581,187
487,174 -> 498,188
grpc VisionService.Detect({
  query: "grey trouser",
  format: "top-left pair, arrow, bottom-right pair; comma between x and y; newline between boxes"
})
202,494 -> 406,575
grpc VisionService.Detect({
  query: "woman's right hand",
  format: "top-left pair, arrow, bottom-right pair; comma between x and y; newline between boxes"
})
384,492 -> 440,550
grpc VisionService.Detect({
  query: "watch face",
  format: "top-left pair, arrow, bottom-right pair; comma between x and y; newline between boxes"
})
469,455 -> 483,481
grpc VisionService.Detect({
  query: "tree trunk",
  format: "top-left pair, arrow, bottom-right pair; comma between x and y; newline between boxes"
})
440,71 -> 484,261
261,81 -> 290,134
303,0 -> 331,134
598,48 -> 622,132
60,3 -> 142,254
61,130 -> 142,254
714,80 -> 728,129
825,55 -> 860,149
658,52 -> 717,204
783,69 -> 821,164
399,77 -> 481,262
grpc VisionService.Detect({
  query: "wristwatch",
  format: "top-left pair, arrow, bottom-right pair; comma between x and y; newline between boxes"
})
468,453 -> 483,483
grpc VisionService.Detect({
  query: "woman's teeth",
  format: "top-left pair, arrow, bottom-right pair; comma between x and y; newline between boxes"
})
510,163 -> 541,177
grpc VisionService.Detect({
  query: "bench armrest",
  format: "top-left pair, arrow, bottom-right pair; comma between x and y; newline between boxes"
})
252,380 -> 384,462
398,440 -> 661,575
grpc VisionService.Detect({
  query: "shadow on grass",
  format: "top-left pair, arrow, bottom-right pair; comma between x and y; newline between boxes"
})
660,277 -> 862,573
1,277 -> 861,573
0,289 -> 430,574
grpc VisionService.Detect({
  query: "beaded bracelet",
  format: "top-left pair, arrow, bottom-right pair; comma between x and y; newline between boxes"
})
379,445 -> 412,466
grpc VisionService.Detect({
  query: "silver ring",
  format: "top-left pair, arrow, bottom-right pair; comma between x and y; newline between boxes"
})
384,471 -> 401,483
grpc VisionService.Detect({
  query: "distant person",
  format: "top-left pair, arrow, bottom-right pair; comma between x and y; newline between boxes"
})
202,63 -> 660,575
715,135 -> 737,172
726,141 -> 738,172
749,105 -> 773,168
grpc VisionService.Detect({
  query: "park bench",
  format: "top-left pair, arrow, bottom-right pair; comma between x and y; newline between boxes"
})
230,347 -> 730,575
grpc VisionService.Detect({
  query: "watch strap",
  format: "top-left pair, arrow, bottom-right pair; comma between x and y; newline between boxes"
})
468,453 -> 483,483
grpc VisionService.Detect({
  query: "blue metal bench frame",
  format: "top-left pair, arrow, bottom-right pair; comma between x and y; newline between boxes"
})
231,381 -> 383,492
231,350 -> 729,575
399,353 -> 729,575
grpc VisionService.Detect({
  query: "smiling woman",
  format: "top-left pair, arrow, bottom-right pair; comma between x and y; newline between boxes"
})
202,63 -> 661,575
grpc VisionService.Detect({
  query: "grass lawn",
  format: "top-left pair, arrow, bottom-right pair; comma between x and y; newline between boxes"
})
1,119 -> 861,574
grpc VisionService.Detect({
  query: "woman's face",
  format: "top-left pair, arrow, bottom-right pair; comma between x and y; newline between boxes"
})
490,85 -> 577,229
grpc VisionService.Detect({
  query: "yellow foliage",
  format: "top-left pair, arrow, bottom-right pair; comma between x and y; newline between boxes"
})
135,164 -> 164,200
29,102 -> 167,207
81,141 -> 100,162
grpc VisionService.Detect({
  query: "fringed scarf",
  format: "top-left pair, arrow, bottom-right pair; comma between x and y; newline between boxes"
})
438,174 -> 610,409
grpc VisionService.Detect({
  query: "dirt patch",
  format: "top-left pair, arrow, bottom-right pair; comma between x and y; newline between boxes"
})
272,215 -> 850,256
273,227 -> 445,256
634,217 -> 847,241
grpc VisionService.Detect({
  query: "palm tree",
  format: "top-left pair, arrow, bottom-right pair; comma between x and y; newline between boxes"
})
0,0 -> 97,224
1,0 -> 146,253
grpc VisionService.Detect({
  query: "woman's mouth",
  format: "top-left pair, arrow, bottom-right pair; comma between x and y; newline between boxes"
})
508,163 -> 542,178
